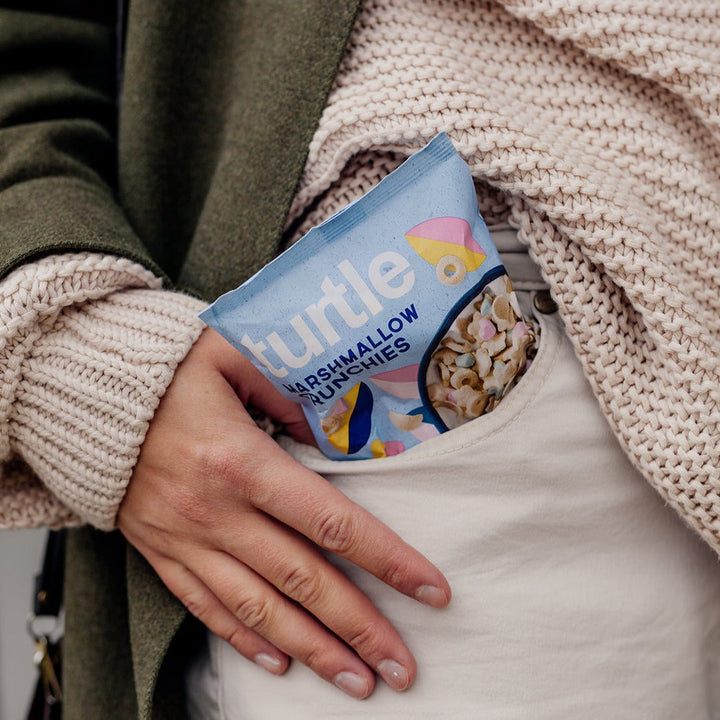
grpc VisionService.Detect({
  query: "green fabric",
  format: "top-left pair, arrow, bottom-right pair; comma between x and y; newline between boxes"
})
64,528 -> 139,720
0,1 -> 360,718
0,4 -> 163,280
126,547 -> 189,719
64,529 -> 198,720
119,0 -> 361,300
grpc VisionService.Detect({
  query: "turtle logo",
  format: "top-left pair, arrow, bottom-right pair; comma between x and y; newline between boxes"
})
405,217 -> 487,286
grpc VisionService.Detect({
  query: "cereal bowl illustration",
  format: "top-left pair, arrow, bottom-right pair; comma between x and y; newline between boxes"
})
420,275 -> 537,431
405,216 -> 487,286
320,382 -> 374,455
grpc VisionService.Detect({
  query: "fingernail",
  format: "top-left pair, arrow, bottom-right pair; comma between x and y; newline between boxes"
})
377,659 -> 410,691
333,671 -> 370,699
414,584 -> 449,608
254,653 -> 283,674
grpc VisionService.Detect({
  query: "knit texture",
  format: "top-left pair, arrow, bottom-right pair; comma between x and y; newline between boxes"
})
287,0 -> 720,551
0,254 -> 206,530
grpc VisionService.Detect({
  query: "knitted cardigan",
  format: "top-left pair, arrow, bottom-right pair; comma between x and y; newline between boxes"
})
1,1 -> 719,718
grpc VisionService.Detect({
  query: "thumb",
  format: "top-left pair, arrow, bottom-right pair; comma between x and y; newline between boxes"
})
209,328 -> 317,446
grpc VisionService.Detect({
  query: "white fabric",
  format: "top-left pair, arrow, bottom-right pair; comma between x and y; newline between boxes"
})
186,306 -> 720,719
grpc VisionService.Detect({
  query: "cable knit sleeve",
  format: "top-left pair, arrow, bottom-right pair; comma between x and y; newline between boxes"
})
0,253 -> 206,530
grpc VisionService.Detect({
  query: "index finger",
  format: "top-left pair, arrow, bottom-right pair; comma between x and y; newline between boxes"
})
240,432 -> 451,609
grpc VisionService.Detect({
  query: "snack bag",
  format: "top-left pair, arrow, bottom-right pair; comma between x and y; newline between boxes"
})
200,133 -> 537,460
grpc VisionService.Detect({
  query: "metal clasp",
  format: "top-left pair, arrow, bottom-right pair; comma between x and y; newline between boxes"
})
27,613 -> 63,705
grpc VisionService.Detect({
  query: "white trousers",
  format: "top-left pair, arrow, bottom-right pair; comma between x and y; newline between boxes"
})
186,306 -> 720,719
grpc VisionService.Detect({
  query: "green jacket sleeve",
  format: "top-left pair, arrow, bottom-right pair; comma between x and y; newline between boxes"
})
0,1 -> 162,280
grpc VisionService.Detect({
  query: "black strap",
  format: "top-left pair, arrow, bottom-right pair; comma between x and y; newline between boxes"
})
26,529 -> 65,720
32,529 -> 66,618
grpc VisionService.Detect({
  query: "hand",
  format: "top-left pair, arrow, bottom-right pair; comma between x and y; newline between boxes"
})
117,328 -> 451,699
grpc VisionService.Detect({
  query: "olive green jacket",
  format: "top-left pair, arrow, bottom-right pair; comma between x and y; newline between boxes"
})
0,2 -> 359,717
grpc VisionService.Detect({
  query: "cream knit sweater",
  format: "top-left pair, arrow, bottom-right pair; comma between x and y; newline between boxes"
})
0,254 -> 206,529
2,0 -> 720,553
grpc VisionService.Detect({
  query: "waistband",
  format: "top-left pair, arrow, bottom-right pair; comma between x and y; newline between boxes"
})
488,225 -> 547,291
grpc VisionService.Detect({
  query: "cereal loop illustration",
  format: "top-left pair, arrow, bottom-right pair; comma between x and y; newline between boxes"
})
436,254 -> 467,286
405,216 -> 486,285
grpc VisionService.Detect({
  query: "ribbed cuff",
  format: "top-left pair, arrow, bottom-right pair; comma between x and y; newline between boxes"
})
8,285 -> 206,529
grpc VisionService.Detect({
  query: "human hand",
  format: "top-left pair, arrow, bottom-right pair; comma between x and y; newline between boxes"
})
117,328 -> 451,699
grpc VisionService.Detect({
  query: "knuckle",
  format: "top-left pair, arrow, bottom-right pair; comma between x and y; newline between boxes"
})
225,625 -> 250,654
313,509 -> 357,554
179,589 -> 209,622
167,486 -> 213,526
300,641 -> 330,673
193,440 -> 257,501
376,557 -> 411,591
346,622 -> 383,659
195,441 -> 238,483
232,594 -> 274,632
193,435 -> 268,502
281,565 -> 324,606
362,540 -> 415,593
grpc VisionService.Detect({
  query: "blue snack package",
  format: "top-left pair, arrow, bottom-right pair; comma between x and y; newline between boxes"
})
200,133 -> 536,460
